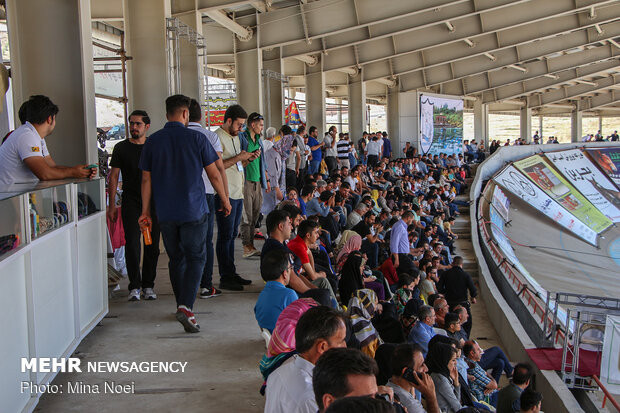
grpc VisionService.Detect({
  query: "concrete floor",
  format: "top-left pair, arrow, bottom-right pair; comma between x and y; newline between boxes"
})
36,213 -> 508,412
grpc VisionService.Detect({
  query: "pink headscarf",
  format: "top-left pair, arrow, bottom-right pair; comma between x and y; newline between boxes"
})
336,234 -> 362,264
267,298 -> 318,357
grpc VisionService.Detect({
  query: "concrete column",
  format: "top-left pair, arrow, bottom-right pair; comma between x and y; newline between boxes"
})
125,0 -> 171,133
387,88 -> 401,154
7,0 -> 97,165
571,108 -> 582,143
305,55 -> 325,137
336,98 -> 343,131
262,49 -> 284,129
178,10 -> 204,124
348,72 -> 366,142
520,106 -> 532,143
599,115 -> 603,135
473,100 -> 489,148
235,49 -> 262,116
539,116 -> 544,139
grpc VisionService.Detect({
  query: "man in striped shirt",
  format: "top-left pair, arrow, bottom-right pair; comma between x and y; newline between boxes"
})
336,133 -> 351,170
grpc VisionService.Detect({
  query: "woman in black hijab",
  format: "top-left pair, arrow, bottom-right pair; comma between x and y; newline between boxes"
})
426,342 -> 462,413
338,251 -> 365,305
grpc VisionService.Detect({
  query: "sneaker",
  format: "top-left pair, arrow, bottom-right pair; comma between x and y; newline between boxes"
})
254,231 -> 265,240
199,287 -> 222,299
128,289 -> 141,301
143,288 -> 157,300
250,249 -> 261,257
219,277 -> 244,291
175,306 -> 200,333
234,274 -> 252,285
243,246 -> 258,258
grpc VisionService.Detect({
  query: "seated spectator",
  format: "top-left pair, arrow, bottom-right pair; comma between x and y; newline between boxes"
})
426,343 -> 462,413
254,249 -> 299,333
394,274 -> 418,316
348,289 -> 384,357
339,251 -> 385,303
352,211 -> 383,268
496,363 -> 533,413
408,305 -> 437,356
264,306 -> 347,413
347,202 -> 369,229
433,298 -> 449,329
462,341 -> 499,407
386,343 -> 440,413
476,343 -> 514,383
313,347 -> 382,412
379,256 -> 399,291
324,396 -> 395,413
444,312 -> 467,345
261,209 -> 333,307
335,233 -> 362,274
519,390 -> 542,413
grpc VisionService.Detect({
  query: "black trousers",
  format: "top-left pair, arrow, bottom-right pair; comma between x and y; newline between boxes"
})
121,196 -> 160,291
368,154 -> 379,167
325,156 -> 338,174
286,168 -> 297,190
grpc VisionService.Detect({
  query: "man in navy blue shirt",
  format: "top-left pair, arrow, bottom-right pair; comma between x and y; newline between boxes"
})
307,126 -> 324,174
139,94 -> 231,333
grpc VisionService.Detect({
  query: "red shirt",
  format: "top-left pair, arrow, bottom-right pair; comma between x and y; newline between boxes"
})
380,258 -> 399,286
287,235 -> 310,265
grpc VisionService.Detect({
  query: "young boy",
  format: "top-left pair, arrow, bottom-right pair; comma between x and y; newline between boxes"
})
394,274 -> 418,316
254,249 -> 299,333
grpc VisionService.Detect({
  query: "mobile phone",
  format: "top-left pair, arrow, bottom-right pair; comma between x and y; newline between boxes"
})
403,368 -> 421,385
85,164 -> 98,169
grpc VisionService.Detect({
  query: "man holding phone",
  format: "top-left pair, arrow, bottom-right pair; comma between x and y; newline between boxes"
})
387,343 -> 440,413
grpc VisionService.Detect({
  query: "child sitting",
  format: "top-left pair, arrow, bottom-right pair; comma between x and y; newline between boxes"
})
393,273 -> 418,316
254,249 -> 299,333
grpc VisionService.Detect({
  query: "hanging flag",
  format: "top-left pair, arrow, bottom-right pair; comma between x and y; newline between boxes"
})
285,101 -> 303,128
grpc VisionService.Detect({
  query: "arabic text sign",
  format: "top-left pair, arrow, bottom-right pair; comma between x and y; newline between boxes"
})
494,165 -> 598,245
514,155 -> 612,233
546,149 -> 620,222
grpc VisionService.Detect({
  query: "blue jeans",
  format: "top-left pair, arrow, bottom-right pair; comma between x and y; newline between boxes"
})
215,196 -> 243,279
159,213 -> 208,309
480,346 -> 513,383
361,239 -> 379,268
308,159 -> 321,175
200,194 -> 216,289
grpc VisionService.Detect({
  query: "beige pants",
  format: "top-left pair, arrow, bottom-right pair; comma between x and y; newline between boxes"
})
241,180 -> 262,247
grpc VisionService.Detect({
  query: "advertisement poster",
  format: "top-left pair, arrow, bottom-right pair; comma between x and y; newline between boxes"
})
601,315 -> 620,394
494,165 -> 598,245
419,95 -> 463,156
586,148 -> 620,186
546,149 -> 620,222
514,155 -> 612,234
492,186 -> 511,221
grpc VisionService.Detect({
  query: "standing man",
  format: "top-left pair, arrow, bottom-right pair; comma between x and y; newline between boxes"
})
324,126 -> 338,174
336,133 -> 351,170
187,99 -> 228,299
108,110 -> 160,301
295,125 -> 309,189
285,128 -> 302,189
216,105 -> 255,291
437,256 -> 477,337
239,112 -> 268,259
139,95 -> 231,333
390,211 -> 419,276
381,132 -> 392,159
307,126 -> 324,174
0,95 -> 95,186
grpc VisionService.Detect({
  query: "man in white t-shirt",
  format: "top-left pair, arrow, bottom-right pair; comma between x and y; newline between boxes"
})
0,95 -> 94,186
323,126 -> 338,173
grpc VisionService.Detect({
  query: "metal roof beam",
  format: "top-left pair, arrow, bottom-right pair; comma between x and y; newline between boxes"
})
577,90 -> 620,110
527,74 -> 620,107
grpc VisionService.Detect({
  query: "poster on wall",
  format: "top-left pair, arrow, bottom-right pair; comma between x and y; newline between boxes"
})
514,155 -> 612,234
419,94 -> 463,156
492,186 -> 511,221
586,148 -> 620,186
494,165 -> 598,245
546,149 -> 620,222
601,315 -> 620,394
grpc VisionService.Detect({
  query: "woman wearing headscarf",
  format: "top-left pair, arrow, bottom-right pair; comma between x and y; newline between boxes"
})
347,289 -> 383,357
426,342 -> 462,413
335,233 -> 362,274
338,251 -> 385,303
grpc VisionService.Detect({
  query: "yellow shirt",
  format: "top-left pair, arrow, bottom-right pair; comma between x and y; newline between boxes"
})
216,127 -> 244,200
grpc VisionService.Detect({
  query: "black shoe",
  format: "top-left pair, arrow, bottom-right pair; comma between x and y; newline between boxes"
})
234,274 -> 252,285
219,277 -> 244,291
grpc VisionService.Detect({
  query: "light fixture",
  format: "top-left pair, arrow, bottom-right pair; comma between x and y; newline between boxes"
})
445,21 -> 455,32
589,7 -> 596,19
595,24 -> 603,35
544,74 -> 559,80
576,79 -> 597,86
508,64 -> 527,73
463,38 -> 475,47
609,39 -> 620,49
484,53 -> 496,61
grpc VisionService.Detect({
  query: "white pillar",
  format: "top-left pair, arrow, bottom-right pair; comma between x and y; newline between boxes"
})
387,88 -> 401,153
305,55 -> 325,137
473,100 -> 489,148
262,48 -> 284,129
7,0 -> 97,165
125,0 -> 171,133
520,106 -> 532,143
235,49 -> 263,116
571,108 -> 582,143
178,10 -> 204,123
348,72 -> 367,143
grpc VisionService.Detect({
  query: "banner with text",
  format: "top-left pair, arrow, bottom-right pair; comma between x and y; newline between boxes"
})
586,147 -> 620,187
494,165 -> 598,245
419,94 -> 463,156
514,155 -> 612,234
546,149 -> 620,222
492,186 -> 511,221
